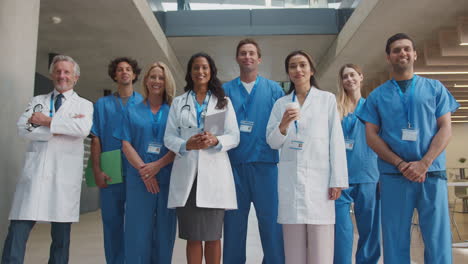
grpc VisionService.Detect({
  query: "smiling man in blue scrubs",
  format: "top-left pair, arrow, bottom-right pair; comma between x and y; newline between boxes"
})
91,57 -> 143,264
358,33 -> 459,264
223,38 -> 285,264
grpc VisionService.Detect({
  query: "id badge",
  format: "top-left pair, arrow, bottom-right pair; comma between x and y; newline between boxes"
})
401,128 -> 418,141
239,120 -> 254,133
345,139 -> 355,150
147,142 -> 162,154
289,140 -> 304,150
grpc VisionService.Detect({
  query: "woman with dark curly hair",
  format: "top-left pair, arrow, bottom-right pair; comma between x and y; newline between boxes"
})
164,53 -> 240,264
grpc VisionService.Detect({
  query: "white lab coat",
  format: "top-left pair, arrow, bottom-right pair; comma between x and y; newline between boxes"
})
10,90 -> 93,222
266,87 -> 348,224
164,92 -> 239,209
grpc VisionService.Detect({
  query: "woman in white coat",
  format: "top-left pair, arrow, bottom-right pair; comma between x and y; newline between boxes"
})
266,50 -> 348,264
164,52 -> 239,264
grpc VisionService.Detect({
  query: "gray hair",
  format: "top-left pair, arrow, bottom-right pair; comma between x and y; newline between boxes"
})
48,55 -> 80,76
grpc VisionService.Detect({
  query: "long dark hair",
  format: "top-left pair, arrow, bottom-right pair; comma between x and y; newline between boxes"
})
284,50 -> 320,94
184,52 -> 227,109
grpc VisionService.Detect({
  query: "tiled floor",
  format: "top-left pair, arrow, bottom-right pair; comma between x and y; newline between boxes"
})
24,206 -> 468,263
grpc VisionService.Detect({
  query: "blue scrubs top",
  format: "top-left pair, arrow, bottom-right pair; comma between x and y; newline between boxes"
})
357,75 -> 459,174
91,92 -> 144,176
114,102 -> 172,185
223,76 -> 284,164
342,98 -> 379,184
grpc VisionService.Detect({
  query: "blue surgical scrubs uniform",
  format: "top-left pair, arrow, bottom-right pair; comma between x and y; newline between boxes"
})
91,91 -> 143,264
223,76 -> 285,264
357,75 -> 459,264
114,102 -> 176,264
334,98 -> 381,264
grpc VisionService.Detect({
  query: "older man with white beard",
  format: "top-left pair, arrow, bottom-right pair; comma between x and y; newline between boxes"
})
1,55 -> 93,264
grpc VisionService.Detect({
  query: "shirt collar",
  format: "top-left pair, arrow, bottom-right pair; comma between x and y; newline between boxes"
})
53,89 -> 74,100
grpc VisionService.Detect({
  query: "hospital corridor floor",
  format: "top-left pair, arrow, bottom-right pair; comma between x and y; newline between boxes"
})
22,209 -> 468,263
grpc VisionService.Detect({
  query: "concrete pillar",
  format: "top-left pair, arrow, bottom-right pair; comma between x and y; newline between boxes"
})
0,0 -> 40,250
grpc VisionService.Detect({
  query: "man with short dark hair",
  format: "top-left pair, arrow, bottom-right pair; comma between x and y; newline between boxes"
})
223,38 -> 285,264
358,33 -> 458,263
91,57 -> 143,264
2,55 -> 93,264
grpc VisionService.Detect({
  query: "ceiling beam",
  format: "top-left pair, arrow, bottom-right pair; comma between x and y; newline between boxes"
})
439,29 -> 468,57
457,16 -> 468,44
423,41 -> 468,66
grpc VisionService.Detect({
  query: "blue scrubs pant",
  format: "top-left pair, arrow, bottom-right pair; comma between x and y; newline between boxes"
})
2,220 -> 71,264
223,163 -> 284,264
334,183 -> 381,264
125,178 -> 176,264
100,182 -> 126,264
380,174 -> 452,264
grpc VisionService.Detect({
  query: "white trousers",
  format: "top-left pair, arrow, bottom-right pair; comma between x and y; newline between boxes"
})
283,224 -> 334,264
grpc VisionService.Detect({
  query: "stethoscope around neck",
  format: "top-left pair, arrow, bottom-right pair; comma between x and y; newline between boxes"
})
179,90 -> 211,129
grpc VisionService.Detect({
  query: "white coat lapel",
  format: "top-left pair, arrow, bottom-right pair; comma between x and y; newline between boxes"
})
54,90 -> 75,116
206,94 -> 219,115
301,86 -> 317,110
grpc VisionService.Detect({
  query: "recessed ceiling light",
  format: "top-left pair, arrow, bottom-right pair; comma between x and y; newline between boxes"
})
451,120 -> 468,123
51,16 -> 62,24
457,100 -> 468,103
454,84 -> 468,88
460,43 -> 468,46
452,116 -> 468,118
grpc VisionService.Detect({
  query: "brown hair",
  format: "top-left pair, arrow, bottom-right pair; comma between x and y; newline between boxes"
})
236,38 -> 262,58
108,57 -> 141,84
284,50 -> 320,94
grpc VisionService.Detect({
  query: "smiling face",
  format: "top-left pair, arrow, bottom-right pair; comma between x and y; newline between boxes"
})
387,38 -> 417,73
341,67 -> 363,94
146,66 -> 165,98
51,60 -> 79,92
190,56 -> 211,88
287,54 -> 314,87
114,61 -> 136,85
236,43 -> 262,72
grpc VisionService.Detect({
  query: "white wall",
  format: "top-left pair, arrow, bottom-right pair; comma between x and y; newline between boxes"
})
0,0 -> 40,250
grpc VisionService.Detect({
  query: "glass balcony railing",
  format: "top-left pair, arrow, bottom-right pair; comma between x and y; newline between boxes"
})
148,0 -> 361,11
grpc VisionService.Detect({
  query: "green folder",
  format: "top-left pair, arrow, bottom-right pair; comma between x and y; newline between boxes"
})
85,149 -> 123,187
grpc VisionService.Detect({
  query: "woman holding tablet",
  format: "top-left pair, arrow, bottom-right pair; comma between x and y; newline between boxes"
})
164,53 -> 239,264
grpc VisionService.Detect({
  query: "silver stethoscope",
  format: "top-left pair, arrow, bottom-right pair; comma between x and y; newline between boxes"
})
179,90 -> 211,128
25,93 -> 65,131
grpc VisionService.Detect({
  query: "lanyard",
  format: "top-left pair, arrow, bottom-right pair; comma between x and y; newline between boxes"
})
391,76 -> 416,128
147,101 -> 164,141
191,90 -> 211,128
342,98 -> 364,138
291,89 -> 310,134
49,94 -> 55,117
237,77 -> 259,121
49,93 -> 66,117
